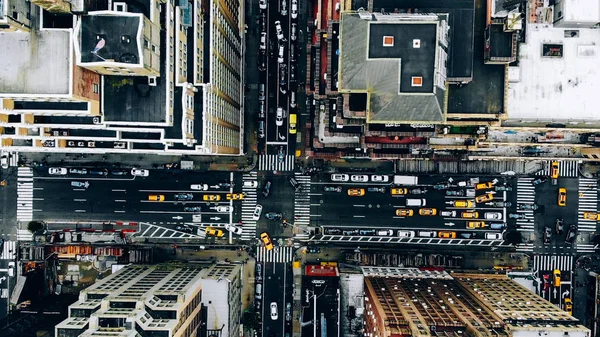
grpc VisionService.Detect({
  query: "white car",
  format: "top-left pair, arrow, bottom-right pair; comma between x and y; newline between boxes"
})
291,0 -> 298,18
270,302 -> 278,320
276,108 -> 284,126
274,21 -> 284,41
351,175 -> 369,182
225,224 -> 243,235
397,230 -> 415,238
1,153 -> 8,169
243,180 -> 258,188
484,212 -> 503,220
485,233 -> 503,240
371,175 -> 389,182
252,204 -> 263,220
48,167 -> 67,175
280,0 -> 287,15
259,0 -> 267,9
278,45 -> 285,63
331,173 -> 349,182
216,206 -> 232,213
191,184 -> 209,190
260,32 -> 267,50
291,23 -> 297,41
131,168 -> 149,177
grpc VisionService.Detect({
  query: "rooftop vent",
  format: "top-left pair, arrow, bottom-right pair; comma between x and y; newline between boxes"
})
148,77 -> 157,86
413,39 -> 421,48
113,2 -> 127,12
411,77 -> 423,87
383,36 -> 394,47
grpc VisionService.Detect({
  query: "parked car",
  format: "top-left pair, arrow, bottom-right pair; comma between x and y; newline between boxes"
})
110,170 -> 128,176
331,174 -> 349,182
543,226 -> 552,244
49,167 -> 67,175
191,184 -> 209,190
280,0 -> 287,15
183,206 -> 201,212
367,186 -> 385,193
324,186 -> 342,193
351,175 -> 369,182
359,229 -> 376,235
216,205 -> 232,213
69,168 -> 87,175
71,181 -> 89,189
446,190 -> 465,196
131,168 -> 149,176
286,302 -> 292,321
343,229 -> 359,235
485,233 -> 503,240
371,175 -> 389,182
174,193 -> 193,200
291,23 -> 297,41
325,228 -> 341,235
259,0 -> 267,9
89,169 -> 108,176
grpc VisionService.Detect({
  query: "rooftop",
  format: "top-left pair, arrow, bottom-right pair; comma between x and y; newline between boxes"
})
103,75 -> 167,123
507,23 -> 600,121
80,14 -> 142,64
340,12 -> 446,123
0,30 -> 71,95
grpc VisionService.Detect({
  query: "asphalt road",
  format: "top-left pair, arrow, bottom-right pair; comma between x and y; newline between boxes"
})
262,261 -> 293,337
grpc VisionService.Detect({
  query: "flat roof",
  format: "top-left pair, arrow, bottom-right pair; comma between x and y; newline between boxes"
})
507,23 -> 600,120
0,30 -> 71,95
103,75 -> 166,123
373,0 -> 475,79
340,13 -> 445,123
80,14 -> 141,64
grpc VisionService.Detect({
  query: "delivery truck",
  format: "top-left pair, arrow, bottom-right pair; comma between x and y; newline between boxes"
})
393,175 -> 418,185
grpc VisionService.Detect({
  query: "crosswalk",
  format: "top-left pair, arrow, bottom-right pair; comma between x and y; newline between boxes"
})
0,240 -> 17,260
535,160 -> 579,177
256,246 -> 295,263
16,167 -> 34,224
577,178 -> 597,233
16,229 -> 33,241
240,172 -> 259,240
0,151 -> 19,167
136,223 -> 202,238
293,174 -> 312,241
258,154 -> 295,171
533,254 -> 573,272
515,177 -> 535,231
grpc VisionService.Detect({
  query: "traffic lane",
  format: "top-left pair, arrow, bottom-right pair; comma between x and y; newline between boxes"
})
263,262 -> 286,337
535,179 -> 578,252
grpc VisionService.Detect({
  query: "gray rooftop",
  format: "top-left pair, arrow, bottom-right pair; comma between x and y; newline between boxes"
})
80,14 -> 141,64
340,13 -> 445,123
0,30 -> 71,95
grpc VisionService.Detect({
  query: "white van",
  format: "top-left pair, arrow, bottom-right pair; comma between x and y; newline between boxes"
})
418,230 -> 437,238
406,198 -> 426,207
260,32 -> 267,50
397,230 -> 415,238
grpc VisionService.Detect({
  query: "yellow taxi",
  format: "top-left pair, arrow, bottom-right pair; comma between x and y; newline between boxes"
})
148,195 -> 165,202
475,193 -> 494,203
551,161 -> 559,179
558,188 -> 566,206
583,212 -> 600,220
475,182 -> 493,190
348,188 -> 365,197
260,232 -> 274,250
461,211 -> 479,219
453,200 -> 474,208
395,209 -> 414,217
553,269 -> 561,287
390,188 -> 408,195
205,227 -> 224,237
564,298 -> 572,315
203,194 -> 221,201
438,231 -> 456,239
226,193 -> 245,200
467,221 -> 486,229
419,208 -> 437,216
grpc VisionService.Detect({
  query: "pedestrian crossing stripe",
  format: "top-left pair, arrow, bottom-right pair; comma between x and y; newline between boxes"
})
577,178 -> 597,233
256,246 -> 294,263
533,255 -> 573,272
241,173 -> 258,240
0,240 -> 17,259
17,167 -> 34,223
258,154 -> 295,171
515,178 -> 535,231
535,160 -> 579,177
293,174 -> 311,227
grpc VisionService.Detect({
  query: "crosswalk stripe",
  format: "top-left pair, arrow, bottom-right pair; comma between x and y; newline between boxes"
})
241,173 -> 259,240
515,178 -> 536,232
16,167 -> 34,224
256,246 -> 294,263
535,160 -> 579,177
258,154 -> 295,171
533,255 -> 574,272
577,178 -> 597,233
0,241 -> 17,259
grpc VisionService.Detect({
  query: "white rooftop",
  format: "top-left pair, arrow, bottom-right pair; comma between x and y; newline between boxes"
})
507,23 -> 600,121
0,30 -> 71,96
560,0 -> 600,23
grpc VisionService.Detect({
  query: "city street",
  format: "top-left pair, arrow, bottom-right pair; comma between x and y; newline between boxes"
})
261,261 -> 293,337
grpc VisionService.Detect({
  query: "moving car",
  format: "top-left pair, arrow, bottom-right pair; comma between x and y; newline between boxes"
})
276,108 -> 284,126
291,0 -> 298,18
291,23 -> 297,41
71,181 -> 90,189
89,169 -> 108,176
286,302 -> 292,321
226,193 -> 245,200
49,167 -> 67,175
243,180 -> 258,188
484,212 -> 502,220
485,233 -> 502,240
583,212 -> 600,220
475,181 -> 494,190
371,175 -> 389,182
191,184 -> 209,190
419,208 -> 437,216
461,211 -> 479,218
347,188 -> 365,197
438,231 -> 456,239
274,21 -> 284,40
331,174 -> 349,182
367,186 -> 385,193
259,0 -> 267,9
324,186 -> 342,193
532,177 -> 547,185
252,205 -> 263,220
175,225 -> 193,233
446,190 -> 465,196
215,205 -> 232,213
467,221 -> 486,228
289,113 -> 297,134
390,188 -> 408,195
270,302 -> 278,320
350,175 -> 369,182
148,195 -> 165,202
265,212 -> 282,220
551,161 -> 559,179
517,203 -> 539,211
278,45 -> 285,64
225,224 -> 243,235
490,223 -> 506,230
558,188 -> 567,206
205,227 -> 224,237
262,181 -> 272,197
395,209 -> 414,217
174,193 -> 193,200
440,210 -> 456,217
565,225 -> 577,243
543,226 -> 552,244
260,232 -> 274,250
183,206 -> 201,212
495,185 -> 513,191
0,153 -> 7,169
453,200 -> 474,208
555,218 -> 564,234
553,269 -> 561,287
475,193 -> 494,203
564,298 -> 573,315
111,170 -> 128,176
203,194 -> 221,201
280,0 -> 287,15
69,168 -> 87,175
131,168 -> 149,176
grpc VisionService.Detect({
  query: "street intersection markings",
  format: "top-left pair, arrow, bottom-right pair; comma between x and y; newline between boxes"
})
576,243 -> 597,253
135,223 -> 203,238
293,173 -> 311,230
535,160 -> 579,177
533,254 -> 574,272
16,229 -> 33,242
241,172 -> 258,241
255,246 -> 294,263
16,167 -> 34,224
258,154 -> 295,171
516,178 -> 535,232
0,240 -> 16,260
8,152 -> 18,167
514,243 -> 534,252
577,178 -> 597,233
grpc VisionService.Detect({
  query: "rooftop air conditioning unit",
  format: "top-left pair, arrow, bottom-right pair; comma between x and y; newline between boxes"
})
148,76 -> 157,86
114,2 -> 128,12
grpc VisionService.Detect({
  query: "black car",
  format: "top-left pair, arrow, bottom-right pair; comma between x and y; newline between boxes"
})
565,225 -> 577,243
111,170 -> 128,176
89,169 -> 108,176
446,190 -> 464,196
174,193 -> 194,200
183,206 -> 201,212
290,64 -> 296,82
262,181 -> 272,197
532,177 -> 547,185
325,228 -> 341,235
279,64 -> 286,86
555,218 -> 564,234
264,212 -> 282,220
543,226 -> 552,244
176,225 -> 193,233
